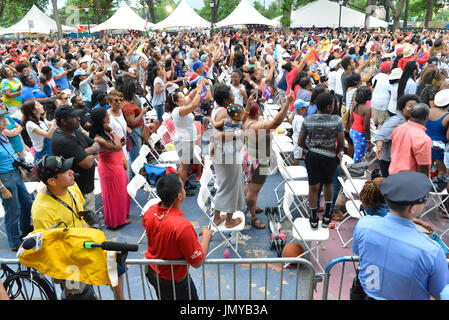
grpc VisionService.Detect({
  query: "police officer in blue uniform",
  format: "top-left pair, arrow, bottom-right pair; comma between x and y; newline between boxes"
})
352,171 -> 449,300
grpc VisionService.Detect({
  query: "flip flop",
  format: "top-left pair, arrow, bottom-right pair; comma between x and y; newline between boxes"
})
256,207 -> 264,214
251,218 -> 266,229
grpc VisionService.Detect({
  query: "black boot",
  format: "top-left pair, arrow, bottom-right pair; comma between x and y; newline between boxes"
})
322,201 -> 332,228
309,208 -> 319,229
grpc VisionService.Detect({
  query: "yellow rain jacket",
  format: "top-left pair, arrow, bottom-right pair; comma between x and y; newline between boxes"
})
18,227 -> 118,287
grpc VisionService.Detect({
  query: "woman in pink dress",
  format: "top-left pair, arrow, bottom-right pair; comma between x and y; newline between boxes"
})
90,107 -> 131,229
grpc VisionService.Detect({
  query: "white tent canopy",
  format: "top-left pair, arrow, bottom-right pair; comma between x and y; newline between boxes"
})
0,5 -> 75,35
216,0 -> 277,27
290,0 -> 388,29
90,2 -> 153,32
154,0 -> 210,30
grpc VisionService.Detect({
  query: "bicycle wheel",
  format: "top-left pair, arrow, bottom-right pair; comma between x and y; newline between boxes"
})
3,270 -> 57,300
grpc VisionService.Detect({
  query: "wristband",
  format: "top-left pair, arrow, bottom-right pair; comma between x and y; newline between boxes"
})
0,185 -> 4,189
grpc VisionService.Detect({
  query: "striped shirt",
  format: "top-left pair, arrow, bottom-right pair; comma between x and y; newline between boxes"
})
300,114 -> 344,158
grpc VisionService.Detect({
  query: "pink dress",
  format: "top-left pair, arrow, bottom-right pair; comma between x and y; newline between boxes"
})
98,147 -> 130,228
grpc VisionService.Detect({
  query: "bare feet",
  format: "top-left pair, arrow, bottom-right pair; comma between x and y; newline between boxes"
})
225,217 -> 242,229
213,215 -> 226,226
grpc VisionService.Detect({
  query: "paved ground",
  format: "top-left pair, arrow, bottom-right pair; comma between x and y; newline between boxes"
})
1,161 -> 448,300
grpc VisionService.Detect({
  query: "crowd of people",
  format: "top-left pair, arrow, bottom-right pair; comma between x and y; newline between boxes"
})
0,27 -> 448,300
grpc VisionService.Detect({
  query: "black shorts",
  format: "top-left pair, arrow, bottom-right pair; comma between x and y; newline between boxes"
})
305,152 -> 338,186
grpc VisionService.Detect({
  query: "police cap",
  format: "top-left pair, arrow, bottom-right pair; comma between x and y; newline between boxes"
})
380,171 -> 432,206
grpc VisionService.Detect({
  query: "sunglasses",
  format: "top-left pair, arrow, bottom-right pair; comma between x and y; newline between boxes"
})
113,98 -> 124,103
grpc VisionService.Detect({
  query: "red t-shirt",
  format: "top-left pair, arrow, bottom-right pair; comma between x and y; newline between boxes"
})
285,67 -> 298,96
143,203 -> 204,281
122,100 -> 143,129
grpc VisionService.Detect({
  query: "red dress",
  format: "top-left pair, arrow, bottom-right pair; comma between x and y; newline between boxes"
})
98,146 -> 130,228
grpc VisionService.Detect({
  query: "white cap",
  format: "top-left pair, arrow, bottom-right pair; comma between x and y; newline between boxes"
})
435,89 -> 449,107
282,52 -> 291,59
329,58 -> 341,69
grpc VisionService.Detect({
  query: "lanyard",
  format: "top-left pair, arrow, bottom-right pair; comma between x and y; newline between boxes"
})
46,188 -> 83,225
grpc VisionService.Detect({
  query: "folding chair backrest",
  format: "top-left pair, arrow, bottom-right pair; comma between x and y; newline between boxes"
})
131,154 -> 146,176
203,155 -> 213,171
197,185 -> 213,214
200,166 -> 215,188
193,145 -> 203,165
282,191 -> 295,222
127,174 -> 147,201
149,132 -> 161,148
139,144 -> 151,158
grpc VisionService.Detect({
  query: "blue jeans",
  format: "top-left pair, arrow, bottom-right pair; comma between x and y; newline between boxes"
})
154,104 -> 165,122
129,126 -> 143,177
317,166 -> 341,214
0,169 -> 33,248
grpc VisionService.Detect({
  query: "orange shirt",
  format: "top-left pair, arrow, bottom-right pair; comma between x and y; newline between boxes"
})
389,121 -> 432,176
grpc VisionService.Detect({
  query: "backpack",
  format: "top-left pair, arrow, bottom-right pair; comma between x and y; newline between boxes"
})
143,163 -> 177,186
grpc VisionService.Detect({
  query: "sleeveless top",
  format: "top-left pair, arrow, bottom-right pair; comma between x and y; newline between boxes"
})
351,103 -> 367,133
426,112 -> 449,143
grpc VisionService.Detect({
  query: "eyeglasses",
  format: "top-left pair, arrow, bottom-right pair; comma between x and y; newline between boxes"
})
113,98 -> 124,103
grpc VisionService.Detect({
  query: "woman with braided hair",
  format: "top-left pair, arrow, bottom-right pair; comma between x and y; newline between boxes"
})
359,177 -> 435,233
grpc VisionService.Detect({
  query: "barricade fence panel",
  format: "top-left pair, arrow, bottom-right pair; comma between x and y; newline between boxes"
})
0,257 -> 318,300
321,257 -> 449,300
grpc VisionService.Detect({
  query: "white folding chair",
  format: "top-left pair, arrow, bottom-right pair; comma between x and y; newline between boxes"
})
131,154 -> 147,176
149,132 -> 180,164
336,176 -> 365,247
127,174 -> 160,244
282,191 -> 329,272
340,161 -> 367,196
273,150 -> 308,213
419,179 -> 449,219
197,183 -> 245,259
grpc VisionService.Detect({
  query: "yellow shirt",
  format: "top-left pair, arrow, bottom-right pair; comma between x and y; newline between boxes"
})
31,183 -> 87,230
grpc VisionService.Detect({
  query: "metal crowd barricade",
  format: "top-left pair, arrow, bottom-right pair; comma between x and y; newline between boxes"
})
321,256 -> 449,300
0,257 -> 319,300
321,256 -> 359,300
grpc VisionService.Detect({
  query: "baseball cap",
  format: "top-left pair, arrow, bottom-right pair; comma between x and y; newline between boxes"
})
294,99 -> 309,110
192,61 -> 204,72
171,50 -> 180,59
36,155 -> 74,183
54,105 -> 81,121
282,52 -> 291,59
200,53 -> 208,62
73,70 -> 87,77
188,73 -> 201,86
379,60 -> 393,72
329,59 -> 341,69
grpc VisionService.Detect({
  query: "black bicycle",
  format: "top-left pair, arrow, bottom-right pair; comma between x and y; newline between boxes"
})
0,263 -> 57,300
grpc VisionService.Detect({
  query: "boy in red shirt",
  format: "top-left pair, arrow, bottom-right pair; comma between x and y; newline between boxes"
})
143,173 -> 212,300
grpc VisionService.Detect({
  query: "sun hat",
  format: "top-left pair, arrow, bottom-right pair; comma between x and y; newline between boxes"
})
388,68 -> 403,80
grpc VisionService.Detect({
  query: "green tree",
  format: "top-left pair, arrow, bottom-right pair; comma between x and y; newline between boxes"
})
0,0 -> 49,27
279,0 -> 313,28
154,0 -> 178,22
195,0 -> 240,22
253,0 -> 282,19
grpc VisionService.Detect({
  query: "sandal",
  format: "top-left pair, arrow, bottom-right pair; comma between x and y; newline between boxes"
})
256,207 -> 264,214
251,218 -> 266,229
